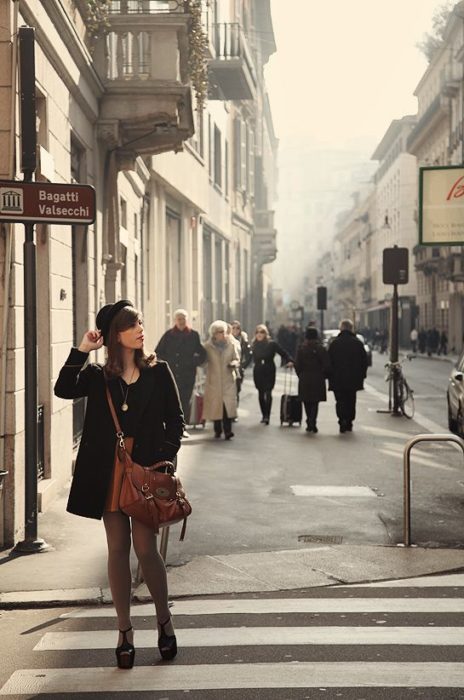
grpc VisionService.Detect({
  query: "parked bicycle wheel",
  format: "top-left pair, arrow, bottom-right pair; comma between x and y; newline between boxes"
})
400,378 -> 415,419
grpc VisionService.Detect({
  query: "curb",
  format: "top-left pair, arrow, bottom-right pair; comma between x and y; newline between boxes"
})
3,566 -> 464,610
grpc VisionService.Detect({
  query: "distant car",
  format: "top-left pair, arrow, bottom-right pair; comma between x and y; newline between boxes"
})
447,351 -> 464,434
322,329 -> 372,367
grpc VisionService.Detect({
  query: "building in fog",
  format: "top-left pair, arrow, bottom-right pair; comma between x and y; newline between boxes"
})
0,0 -> 277,547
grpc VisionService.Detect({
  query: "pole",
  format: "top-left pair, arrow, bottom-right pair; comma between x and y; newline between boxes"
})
13,26 -> 49,553
391,283 -> 400,415
320,309 -> 324,336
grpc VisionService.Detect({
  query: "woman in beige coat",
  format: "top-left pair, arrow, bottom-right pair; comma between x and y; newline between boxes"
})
203,320 -> 241,439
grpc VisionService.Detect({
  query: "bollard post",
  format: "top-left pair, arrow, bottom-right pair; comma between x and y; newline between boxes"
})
403,433 -> 464,546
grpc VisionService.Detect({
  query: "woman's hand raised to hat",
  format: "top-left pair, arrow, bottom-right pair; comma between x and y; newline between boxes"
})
78,330 -> 104,353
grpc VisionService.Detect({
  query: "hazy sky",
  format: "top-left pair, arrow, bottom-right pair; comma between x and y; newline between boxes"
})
266,0 -> 447,152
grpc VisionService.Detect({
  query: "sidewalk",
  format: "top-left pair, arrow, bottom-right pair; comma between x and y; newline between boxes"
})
2,364 -> 464,608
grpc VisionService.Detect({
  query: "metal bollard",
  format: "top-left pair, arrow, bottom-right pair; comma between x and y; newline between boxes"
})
403,433 -> 464,546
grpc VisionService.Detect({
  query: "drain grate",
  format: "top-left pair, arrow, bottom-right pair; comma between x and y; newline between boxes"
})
298,534 -> 343,544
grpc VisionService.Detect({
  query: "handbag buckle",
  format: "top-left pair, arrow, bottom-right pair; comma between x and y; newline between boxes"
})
141,484 -> 154,500
116,431 -> 125,449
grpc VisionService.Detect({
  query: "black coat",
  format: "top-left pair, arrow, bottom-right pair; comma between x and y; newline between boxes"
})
252,340 -> 291,391
295,340 -> 330,402
54,348 -> 184,520
155,328 -> 206,388
328,330 -> 368,392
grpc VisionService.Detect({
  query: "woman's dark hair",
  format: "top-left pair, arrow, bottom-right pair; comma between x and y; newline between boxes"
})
305,327 -> 318,341
104,306 -> 155,379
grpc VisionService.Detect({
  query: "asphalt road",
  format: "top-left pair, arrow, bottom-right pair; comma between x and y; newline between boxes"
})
3,576 -> 464,699
166,351 -> 464,564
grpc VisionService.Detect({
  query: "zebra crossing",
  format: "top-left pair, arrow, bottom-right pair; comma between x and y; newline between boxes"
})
3,576 -> 464,697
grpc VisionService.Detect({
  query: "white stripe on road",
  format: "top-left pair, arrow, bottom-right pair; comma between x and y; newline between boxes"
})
379,448 -> 456,471
34,626 -> 464,651
61,598 -> 464,618
3,662 -> 464,693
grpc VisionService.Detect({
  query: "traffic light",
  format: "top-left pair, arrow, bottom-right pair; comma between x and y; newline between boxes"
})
317,286 -> 327,310
383,247 -> 409,285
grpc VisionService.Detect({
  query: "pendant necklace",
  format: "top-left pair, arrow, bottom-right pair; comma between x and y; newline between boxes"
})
119,366 -> 136,412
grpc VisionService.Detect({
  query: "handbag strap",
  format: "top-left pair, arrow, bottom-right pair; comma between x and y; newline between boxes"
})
105,383 -> 127,452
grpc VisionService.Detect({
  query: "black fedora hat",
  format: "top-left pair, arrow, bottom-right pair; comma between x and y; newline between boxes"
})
96,299 -> 134,345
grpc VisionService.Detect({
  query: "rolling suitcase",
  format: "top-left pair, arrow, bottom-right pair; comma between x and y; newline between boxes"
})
280,367 -> 302,426
188,369 -> 205,428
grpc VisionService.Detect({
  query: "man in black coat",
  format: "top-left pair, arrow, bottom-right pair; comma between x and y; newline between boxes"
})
328,319 -> 368,433
155,309 -> 206,430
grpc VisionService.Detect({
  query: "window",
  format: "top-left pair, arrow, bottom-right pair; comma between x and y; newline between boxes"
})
225,140 -> 229,197
208,115 -> 213,179
134,212 -> 138,239
214,125 -> 222,189
120,197 -> 127,229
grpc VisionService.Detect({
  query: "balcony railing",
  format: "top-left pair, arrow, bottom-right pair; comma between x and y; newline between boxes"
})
94,3 -> 194,158
209,22 -> 257,100
109,0 -> 186,13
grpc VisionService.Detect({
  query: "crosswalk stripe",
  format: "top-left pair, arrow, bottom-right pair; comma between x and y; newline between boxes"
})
34,626 -> 464,651
61,597 -> 464,618
3,662 -> 464,694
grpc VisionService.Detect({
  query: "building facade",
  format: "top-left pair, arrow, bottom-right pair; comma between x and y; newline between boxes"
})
0,0 -> 278,547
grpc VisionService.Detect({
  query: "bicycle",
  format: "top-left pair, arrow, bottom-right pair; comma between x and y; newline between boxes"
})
384,356 -> 415,418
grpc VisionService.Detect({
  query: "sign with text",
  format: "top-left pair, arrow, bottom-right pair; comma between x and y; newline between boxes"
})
419,165 -> 464,245
0,180 -> 96,225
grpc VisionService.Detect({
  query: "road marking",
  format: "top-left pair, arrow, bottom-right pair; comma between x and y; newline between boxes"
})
34,626 -> 464,651
379,448 -> 457,471
61,597 -> 464,618
3,663 -> 464,693
290,485 -> 377,497
364,382 -> 450,437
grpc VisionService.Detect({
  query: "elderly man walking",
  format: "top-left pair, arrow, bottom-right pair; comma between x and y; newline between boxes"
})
155,309 -> 206,433
328,319 -> 368,433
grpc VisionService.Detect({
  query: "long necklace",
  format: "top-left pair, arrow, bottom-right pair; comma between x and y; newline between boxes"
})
119,366 -> 136,412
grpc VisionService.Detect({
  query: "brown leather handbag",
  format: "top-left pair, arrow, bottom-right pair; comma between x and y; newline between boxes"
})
106,386 -> 192,540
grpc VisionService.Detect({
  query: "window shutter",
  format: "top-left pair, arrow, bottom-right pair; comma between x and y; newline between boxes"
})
249,128 -> 255,198
240,118 -> 247,189
234,117 -> 241,189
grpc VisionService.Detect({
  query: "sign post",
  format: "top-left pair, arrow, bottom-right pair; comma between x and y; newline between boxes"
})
317,286 -> 327,335
382,246 -> 409,416
10,27 -> 95,554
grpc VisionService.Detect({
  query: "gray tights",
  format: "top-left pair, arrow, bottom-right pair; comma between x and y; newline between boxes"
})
103,511 -> 173,636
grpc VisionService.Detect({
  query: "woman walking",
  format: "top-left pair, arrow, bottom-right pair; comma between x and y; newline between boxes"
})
295,326 -> 330,433
203,320 -> 240,439
54,300 -> 184,669
252,324 -> 293,424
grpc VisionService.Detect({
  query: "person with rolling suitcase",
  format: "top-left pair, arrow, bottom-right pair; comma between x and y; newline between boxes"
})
252,324 -> 293,425
280,366 -> 302,426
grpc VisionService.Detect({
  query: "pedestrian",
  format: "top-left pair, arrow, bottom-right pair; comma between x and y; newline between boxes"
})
295,327 -> 330,433
155,309 -> 206,436
418,328 -> 426,354
202,320 -> 240,439
230,320 -> 252,407
410,327 -> 418,354
439,329 -> 448,356
252,323 -> 293,425
54,300 -> 184,669
328,318 -> 368,433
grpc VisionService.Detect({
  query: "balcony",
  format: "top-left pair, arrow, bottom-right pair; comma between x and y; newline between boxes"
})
441,249 -> 464,282
407,94 -> 450,154
253,210 -> 277,266
93,0 -> 194,160
209,23 -> 257,100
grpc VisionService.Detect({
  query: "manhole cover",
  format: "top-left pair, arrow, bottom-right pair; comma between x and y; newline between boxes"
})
298,534 -> 343,544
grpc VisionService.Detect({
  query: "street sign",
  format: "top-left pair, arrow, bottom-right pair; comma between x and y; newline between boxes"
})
383,247 -> 409,285
0,180 -> 96,225
317,286 -> 327,310
419,165 -> 464,245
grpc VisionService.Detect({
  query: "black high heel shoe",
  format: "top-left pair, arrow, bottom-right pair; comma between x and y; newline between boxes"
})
116,626 -> 135,669
157,617 -> 177,660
